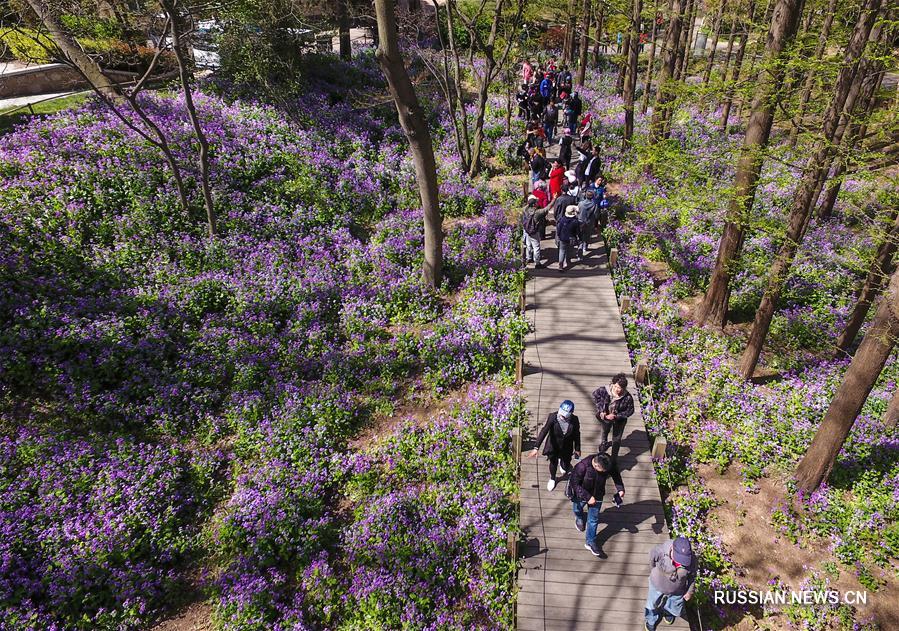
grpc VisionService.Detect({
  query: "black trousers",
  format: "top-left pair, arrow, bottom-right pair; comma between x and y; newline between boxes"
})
598,417 -> 627,463
548,454 -> 573,478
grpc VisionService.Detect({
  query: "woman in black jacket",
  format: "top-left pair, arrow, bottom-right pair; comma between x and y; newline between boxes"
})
592,373 -> 635,464
527,399 -> 581,491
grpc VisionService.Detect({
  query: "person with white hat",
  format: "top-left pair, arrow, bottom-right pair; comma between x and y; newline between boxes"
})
565,171 -> 580,198
527,399 -> 581,491
555,204 -> 580,271
644,536 -> 697,629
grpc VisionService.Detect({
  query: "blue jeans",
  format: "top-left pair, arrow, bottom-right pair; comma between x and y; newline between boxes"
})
522,232 -> 541,264
558,241 -> 571,267
543,122 -> 555,142
571,499 -> 601,545
645,579 -> 685,629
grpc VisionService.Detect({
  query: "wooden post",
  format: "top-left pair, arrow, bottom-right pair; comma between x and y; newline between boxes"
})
609,247 -> 618,268
507,530 -> 518,559
635,361 -> 649,384
651,436 -> 668,459
522,180 -> 529,199
620,295 -> 631,312
511,426 -> 522,463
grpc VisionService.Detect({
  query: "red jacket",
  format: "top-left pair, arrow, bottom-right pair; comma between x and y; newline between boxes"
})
532,188 -> 549,209
549,165 -> 565,198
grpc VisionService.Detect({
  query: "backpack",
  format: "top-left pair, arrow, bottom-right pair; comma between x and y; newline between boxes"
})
523,209 -> 540,237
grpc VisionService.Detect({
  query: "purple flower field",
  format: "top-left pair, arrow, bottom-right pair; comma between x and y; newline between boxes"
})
0,55 -> 525,629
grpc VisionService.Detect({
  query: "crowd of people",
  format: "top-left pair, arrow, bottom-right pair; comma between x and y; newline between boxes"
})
516,58 -> 609,271
527,381 -> 696,630
517,59 -> 697,631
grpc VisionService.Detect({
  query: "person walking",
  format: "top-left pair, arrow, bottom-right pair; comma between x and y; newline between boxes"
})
527,400 -> 581,491
548,159 -> 565,200
539,73 -> 553,103
592,373 -> 635,464
529,149 -> 548,189
577,188 -> 599,257
583,146 -> 602,186
579,112 -> 594,143
522,59 -> 534,85
521,195 -> 548,268
556,205 -> 580,271
532,179 -> 549,210
516,83 -> 530,120
645,536 -> 696,630
542,97 -> 559,143
558,128 -> 574,169
566,453 -> 625,557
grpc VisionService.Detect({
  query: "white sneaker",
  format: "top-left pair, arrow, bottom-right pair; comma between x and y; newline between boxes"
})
547,478 -> 556,491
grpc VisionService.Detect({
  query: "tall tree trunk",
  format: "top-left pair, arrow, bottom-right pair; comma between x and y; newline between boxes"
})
468,65 -> 494,177
677,0 -> 698,80
719,0 -> 759,133
564,0 -> 578,63
641,0 -> 661,113
617,31 -> 632,94
738,0 -> 884,379
788,0 -> 839,148
338,0 -> 352,60
697,0 -> 797,328
374,0 -> 443,289
795,268 -> 899,494
836,207 -> 899,355
714,13 -> 739,88
623,0 -> 644,146
818,31 -> 888,220
649,0 -> 688,144
165,0 -> 217,239
577,0 -> 593,85
735,0 -> 776,123
702,1 -> 727,84
593,4 -> 606,64
24,0 -> 120,99
883,388 -> 899,428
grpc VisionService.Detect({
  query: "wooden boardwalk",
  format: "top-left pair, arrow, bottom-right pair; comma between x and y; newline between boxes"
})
516,227 -> 691,630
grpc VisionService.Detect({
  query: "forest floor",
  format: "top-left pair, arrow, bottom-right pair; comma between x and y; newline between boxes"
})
697,464 -> 899,629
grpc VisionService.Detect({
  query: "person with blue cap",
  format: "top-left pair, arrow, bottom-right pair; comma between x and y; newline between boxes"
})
527,399 -> 581,491
644,535 -> 697,629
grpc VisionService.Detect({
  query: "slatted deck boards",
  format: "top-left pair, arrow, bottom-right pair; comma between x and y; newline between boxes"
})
516,232 -> 690,631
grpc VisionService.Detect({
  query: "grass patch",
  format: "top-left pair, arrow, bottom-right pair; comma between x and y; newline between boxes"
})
0,92 -> 90,134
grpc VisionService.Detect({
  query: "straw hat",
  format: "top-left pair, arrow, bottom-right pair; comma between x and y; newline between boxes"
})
564,205 -> 578,218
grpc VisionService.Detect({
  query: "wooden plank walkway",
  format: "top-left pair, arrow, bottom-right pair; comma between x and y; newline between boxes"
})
516,223 -> 691,630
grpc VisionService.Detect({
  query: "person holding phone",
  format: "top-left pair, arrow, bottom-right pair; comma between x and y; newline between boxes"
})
592,373 -> 635,465
566,453 -> 624,557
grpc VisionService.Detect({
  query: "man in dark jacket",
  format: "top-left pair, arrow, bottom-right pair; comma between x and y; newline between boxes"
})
527,399 -> 580,491
567,453 -> 625,557
542,97 -> 559,143
592,372 -> 635,464
529,150 -> 548,187
569,91 -> 583,120
521,195 -> 548,268
582,146 -> 603,185
558,127 -> 574,168
645,536 -> 696,629
555,204 -> 580,271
